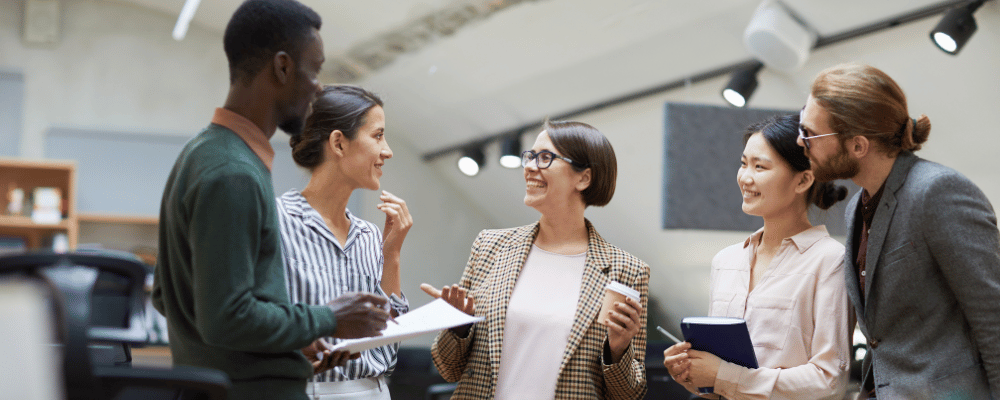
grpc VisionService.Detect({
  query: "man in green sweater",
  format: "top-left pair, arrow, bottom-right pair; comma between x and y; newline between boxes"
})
152,1 -> 390,398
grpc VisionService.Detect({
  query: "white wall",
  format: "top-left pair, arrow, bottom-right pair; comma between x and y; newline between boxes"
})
0,0 -> 229,156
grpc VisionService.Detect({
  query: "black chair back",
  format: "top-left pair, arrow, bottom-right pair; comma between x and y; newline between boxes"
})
0,250 -> 229,400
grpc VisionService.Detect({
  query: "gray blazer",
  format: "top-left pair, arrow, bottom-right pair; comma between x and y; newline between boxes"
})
845,151 -> 1000,399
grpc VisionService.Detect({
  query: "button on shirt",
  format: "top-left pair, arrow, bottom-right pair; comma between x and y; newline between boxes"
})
708,225 -> 850,400
276,190 -> 409,382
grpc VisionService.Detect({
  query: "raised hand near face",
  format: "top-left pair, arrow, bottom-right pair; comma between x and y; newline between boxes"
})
377,190 -> 412,258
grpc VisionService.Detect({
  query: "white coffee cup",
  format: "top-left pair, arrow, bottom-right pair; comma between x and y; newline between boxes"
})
598,281 -> 640,326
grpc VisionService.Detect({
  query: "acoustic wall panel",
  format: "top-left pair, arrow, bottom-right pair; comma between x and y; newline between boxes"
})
662,102 -> 857,235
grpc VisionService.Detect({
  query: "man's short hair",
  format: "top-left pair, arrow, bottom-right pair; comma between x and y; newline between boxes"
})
223,0 -> 322,84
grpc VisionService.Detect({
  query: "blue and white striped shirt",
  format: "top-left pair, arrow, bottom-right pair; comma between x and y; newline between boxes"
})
276,190 -> 409,382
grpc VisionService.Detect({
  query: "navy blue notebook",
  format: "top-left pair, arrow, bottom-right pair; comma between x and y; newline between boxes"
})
681,316 -> 758,394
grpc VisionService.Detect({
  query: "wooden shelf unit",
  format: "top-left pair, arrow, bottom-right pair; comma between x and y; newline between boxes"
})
78,213 -> 159,266
78,213 -> 159,226
0,158 -> 77,250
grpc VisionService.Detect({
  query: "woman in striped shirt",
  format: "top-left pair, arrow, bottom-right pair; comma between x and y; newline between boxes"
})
278,85 -> 413,400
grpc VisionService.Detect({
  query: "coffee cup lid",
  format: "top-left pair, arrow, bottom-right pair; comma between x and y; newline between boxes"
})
605,281 -> 640,302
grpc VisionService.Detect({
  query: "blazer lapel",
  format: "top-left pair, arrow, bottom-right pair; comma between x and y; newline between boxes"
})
484,223 -> 538,376
862,152 -> 918,308
843,192 -> 867,331
863,193 -> 896,308
557,221 -> 610,377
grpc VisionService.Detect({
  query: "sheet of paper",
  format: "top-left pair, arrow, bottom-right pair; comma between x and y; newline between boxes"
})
328,298 -> 483,353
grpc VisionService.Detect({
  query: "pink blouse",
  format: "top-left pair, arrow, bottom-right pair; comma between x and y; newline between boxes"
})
708,225 -> 850,400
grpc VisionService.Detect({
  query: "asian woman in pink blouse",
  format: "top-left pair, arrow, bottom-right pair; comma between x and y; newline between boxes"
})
664,114 -> 852,400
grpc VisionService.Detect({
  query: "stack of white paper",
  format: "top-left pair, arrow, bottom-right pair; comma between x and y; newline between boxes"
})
329,298 -> 483,353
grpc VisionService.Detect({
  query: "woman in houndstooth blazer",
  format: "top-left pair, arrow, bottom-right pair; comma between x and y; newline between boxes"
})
422,120 -> 650,400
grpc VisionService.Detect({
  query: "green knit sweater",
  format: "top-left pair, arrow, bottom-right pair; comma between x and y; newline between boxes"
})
152,124 -> 337,399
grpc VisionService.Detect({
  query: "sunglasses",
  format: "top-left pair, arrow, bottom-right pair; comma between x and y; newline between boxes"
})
798,107 -> 840,150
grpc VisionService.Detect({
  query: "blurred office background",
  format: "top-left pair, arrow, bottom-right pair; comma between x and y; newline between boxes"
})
1,0 -> 997,398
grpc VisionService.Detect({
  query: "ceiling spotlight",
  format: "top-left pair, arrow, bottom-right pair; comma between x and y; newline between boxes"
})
458,146 -> 485,176
499,137 -> 522,169
930,1 -> 986,55
722,62 -> 764,108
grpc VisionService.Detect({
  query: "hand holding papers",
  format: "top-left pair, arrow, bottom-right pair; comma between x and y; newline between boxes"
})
303,339 -> 358,374
327,293 -> 392,339
328,298 -> 483,353
420,283 -> 476,337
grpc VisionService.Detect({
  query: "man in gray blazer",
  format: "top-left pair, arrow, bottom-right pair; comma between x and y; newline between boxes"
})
797,63 -> 1000,399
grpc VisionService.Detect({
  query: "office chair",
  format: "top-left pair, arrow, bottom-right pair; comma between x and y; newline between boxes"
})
0,250 -> 230,400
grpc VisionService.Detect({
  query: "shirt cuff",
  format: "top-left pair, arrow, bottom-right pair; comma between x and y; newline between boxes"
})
713,360 -> 743,398
388,291 -> 409,315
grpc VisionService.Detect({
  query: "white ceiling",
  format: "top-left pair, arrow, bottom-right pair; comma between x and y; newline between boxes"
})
110,0 -> 952,154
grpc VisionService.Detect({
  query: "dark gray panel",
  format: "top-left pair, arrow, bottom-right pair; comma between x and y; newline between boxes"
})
0,72 -> 24,157
662,102 -> 857,235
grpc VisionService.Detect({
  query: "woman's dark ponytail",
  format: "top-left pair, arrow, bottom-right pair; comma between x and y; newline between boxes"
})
808,181 -> 848,210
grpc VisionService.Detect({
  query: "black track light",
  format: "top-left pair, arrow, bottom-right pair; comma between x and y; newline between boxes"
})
458,146 -> 486,176
930,1 -> 986,55
499,137 -> 522,169
722,62 -> 764,108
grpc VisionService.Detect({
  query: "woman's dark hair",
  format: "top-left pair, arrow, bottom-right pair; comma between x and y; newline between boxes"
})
290,85 -> 383,170
223,0 -> 322,84
743,114 -> 847,210
544,119 -> 617,207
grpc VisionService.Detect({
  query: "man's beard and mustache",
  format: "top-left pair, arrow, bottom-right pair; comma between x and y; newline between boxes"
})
808,140 -> 860,182
279,117 -> 305,136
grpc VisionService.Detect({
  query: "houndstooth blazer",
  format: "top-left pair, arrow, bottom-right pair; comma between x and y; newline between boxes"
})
431,220 -> 649,399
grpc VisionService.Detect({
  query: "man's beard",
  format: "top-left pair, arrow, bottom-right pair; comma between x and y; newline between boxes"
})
279,116 -> 305,136
809,141 -> 860,182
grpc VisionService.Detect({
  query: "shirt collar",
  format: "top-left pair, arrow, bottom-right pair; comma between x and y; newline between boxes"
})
280,190 -> 371,234
743,225 -> 830,254
211,108 -> 274,170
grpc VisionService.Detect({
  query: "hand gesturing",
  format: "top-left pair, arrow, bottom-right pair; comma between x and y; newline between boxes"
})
420,283 -> 475,337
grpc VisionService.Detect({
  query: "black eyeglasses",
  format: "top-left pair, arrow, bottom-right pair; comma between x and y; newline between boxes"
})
520,150 -> 588,169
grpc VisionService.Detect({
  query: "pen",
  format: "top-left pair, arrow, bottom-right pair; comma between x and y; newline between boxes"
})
384,302 -> 399,325
656,325 -> 682,344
